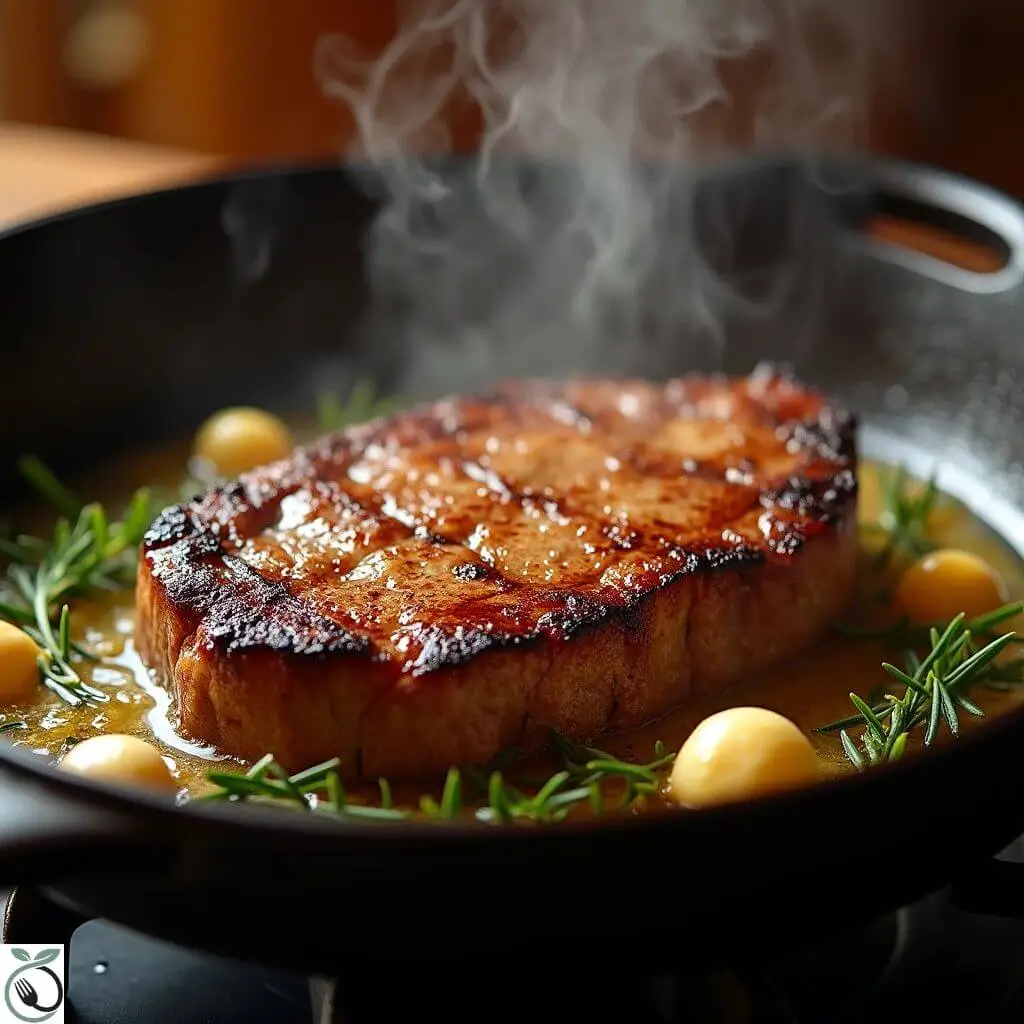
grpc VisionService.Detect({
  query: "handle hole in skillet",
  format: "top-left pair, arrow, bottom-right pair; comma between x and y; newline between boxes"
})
862,192 -> 1010,274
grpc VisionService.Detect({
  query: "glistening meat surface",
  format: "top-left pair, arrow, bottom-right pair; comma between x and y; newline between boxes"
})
136,365 -> 859,779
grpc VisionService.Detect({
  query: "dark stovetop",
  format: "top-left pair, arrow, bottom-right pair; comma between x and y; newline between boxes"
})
7,852 -> 1024,1024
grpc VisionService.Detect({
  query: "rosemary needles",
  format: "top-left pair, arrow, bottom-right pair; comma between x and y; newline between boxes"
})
0,458 -> 154,706
317,378 -> 400,433
862,463 -> 938,568
816,603 -> 1023,770
200,735 -> 676,826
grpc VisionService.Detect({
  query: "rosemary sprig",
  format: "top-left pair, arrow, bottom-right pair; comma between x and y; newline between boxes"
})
199,734 -> 676,825
550,733 -> 676,809
317,378 -> 399,433
863,463 -> 938,567
816,608 -> 1021,769
836,602 -> 1024,648
0,460 -> 154,706
17,456 -> 82,520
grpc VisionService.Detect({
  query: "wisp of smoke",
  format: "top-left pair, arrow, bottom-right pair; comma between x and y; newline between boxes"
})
315,0 -> 889,395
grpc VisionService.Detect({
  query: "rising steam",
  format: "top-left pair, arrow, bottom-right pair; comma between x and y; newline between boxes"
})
315,0 -> 891,394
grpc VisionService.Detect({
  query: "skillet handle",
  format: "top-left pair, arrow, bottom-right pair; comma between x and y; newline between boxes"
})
949,858 -> 1024,920
0,757 -> 173,886
834,156 -> 1024,296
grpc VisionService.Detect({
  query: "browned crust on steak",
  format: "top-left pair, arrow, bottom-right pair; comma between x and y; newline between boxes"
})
136,364 -> 859,778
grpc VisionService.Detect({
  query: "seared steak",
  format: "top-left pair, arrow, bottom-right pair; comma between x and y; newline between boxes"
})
136,366 -> 858,779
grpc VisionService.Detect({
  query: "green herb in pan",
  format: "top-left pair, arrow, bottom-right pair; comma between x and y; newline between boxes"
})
317,378 -> 400,433
835,602 -> 1024,648
199,734 -> 676,826
816,609 -> 1021,769
860,463 -> 938,568
0,460 -> 154,706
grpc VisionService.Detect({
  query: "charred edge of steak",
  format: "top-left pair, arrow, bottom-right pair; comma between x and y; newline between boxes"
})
142,521 -> 781,674
141,478 -> 855,668
139,382 -> 857,670
143,505 -> 371,657
778,411 -> 857,465
144,504 -> 197,546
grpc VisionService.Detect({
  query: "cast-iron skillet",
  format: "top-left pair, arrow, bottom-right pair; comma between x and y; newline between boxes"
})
1,153 -> 1024,974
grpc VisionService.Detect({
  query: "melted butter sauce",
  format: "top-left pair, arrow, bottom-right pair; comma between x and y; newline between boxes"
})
13,595 -> 239,789
1,452 -> 1022,814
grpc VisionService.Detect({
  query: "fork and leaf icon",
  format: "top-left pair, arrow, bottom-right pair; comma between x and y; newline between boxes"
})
3,948 -> 63,1023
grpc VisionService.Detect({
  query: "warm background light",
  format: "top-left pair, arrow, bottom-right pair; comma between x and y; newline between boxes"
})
0,0 -> 1020,197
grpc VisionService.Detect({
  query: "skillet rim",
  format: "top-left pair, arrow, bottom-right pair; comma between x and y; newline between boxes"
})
1,154 -> 1023,847
5,145 -> 1019,245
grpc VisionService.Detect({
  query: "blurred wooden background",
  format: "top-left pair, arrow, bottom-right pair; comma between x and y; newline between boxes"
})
0,0 -> 1021,193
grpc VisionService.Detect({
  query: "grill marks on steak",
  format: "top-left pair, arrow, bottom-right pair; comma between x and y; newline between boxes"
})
137,366 -> 859,776
142,367 -> 855,676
